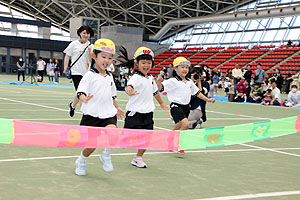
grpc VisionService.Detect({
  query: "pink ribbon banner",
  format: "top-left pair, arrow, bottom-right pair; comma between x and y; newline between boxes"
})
11,120 -> 180,151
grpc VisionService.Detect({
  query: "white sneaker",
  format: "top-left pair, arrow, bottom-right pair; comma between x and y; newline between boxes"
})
131,156 -> 147,168
75,158 -> 86,176
100,154 -> 114,172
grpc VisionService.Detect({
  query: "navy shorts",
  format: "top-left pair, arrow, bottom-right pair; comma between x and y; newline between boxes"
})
80,114 -> 117,127
170,103 -> 190,123
71,75 -> 83,90
124,111 -> 154,130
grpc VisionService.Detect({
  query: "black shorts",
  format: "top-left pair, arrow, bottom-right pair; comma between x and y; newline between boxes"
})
124,111 -> 154,130
224,88 -> 229,92
71,75 -> 83,90
80,114 -> 117,127
170,102 -> 190,124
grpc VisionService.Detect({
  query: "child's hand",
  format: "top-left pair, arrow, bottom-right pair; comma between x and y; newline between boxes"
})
157,75 -> 164,82
79,93 -> 93,103
160,103 -> 170,110
208,98 -> 215,103
126,86 -> 139,96
116,107 -> 125,120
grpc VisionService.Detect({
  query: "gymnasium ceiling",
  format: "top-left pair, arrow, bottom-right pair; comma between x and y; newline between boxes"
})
0,0 -> 256,41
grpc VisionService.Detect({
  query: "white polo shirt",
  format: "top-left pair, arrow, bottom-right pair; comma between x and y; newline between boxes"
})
126,71 -> 158,113
37,60 -> 45,71
271,87 -> 281,102
77,68 -> 117,119
161,75 -> 200,105
64,40 -> 91,76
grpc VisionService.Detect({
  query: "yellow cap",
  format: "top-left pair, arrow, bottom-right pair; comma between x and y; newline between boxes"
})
93,38 -> 116,54
134,47 -> 154,60
173,57 -> 190,67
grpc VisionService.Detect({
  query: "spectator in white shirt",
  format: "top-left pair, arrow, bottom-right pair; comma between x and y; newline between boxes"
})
270,79 -> 281,106
36,57 -> 46,82
287,84 -> 300,107
63,25 -> 94,117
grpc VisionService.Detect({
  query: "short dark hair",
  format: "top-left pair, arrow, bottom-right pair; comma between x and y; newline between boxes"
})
270,79 -> 277,84
39,57 -> 42,59
77,25 -> 94,37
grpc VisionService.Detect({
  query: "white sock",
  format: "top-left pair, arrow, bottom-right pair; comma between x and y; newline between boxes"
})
78,151 -> 88,163
102,148 -> 111,156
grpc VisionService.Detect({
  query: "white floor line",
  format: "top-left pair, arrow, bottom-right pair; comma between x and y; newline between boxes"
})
239,143 -> 300,158
206,110 -> 272,120
0,85 -> 73,95
1,148 -> 300,163
0,97 -> 80,114
193,190 -> 300,200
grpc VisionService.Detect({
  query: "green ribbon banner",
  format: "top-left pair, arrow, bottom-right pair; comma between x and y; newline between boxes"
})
179,116 -> 299,150
0,119 -> 14,144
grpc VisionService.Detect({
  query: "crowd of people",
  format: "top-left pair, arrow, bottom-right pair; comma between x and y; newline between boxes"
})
194,63 -> 300,107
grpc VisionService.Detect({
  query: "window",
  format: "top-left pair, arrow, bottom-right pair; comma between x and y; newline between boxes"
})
0,47 -> 7,55
10,48 -> 21,56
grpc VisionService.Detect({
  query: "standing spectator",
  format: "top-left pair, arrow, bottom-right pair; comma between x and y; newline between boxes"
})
36,57 -> 46,82
243,65 -> 252,84
17,57 -> 25,82
202,65 -> 210,81
188,67 -> 210,128
232,64 -> 243,94
167,63 -> 174,79
253,63 -> 265,85
63,25 -> 94,117
287,40 -> 293,48
46,59 -> 55,82
271,68 -> 283,92
286,84 -> 300,107
225,68 -> 232,80
270,79 -> 281,106
54,59 -> 60,84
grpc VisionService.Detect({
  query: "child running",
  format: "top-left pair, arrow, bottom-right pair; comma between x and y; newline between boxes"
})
117,47 -> 169,168
75,38 -> 125,176
157,57 -> 215,154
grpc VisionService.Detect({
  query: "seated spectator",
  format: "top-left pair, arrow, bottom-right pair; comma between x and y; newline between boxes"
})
244,80 -> 251,97
212,73 -> 220,94
224,77 -> 232,97
234,80 -> 247,102
286,84 -> 300,107
249,83 -> 263,103
261,89 -> 273,105
270,79 -> 281,106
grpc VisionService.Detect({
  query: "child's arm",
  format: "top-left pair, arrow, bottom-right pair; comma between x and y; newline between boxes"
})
156,75 -> 164,91
113,99 -> 125,120
88,45 -> 92,62
78,93 -> 93,103
197,92 -> 215,103
154,93 -> 170,110
126,85 -> 139,96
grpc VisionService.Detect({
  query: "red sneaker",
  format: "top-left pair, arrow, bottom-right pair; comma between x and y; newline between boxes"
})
177,150 -> 185,155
